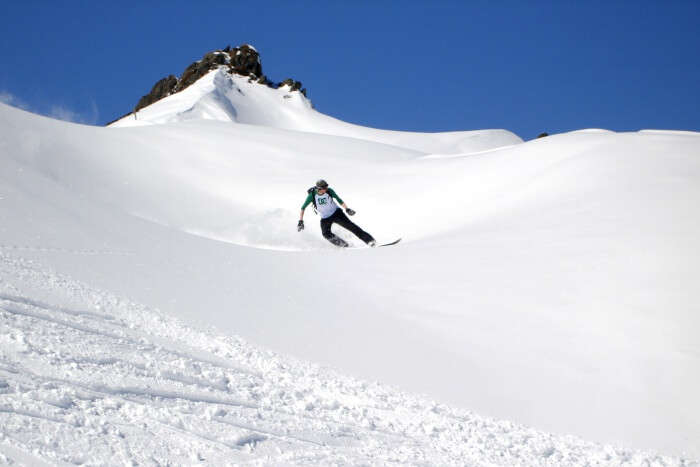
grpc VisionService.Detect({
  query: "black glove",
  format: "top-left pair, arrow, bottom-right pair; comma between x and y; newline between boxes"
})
346,208 -> 356,216
297,220 -> 304,231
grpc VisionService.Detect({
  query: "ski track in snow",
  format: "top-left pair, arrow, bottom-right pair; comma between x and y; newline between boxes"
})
0,251 -> 692,466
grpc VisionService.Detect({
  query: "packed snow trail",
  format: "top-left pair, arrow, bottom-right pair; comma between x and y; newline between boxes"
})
0,251 -> 691,466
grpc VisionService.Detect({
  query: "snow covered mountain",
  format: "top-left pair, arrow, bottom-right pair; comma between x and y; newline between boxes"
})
1,44 -> 699,465
110,63 -> 521,155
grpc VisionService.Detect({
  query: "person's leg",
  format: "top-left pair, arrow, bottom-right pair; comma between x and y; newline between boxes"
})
333,210 -> 375,244
320,214 -> 348,247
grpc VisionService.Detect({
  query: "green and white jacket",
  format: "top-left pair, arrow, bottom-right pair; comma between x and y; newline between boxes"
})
302,188 -> 344,219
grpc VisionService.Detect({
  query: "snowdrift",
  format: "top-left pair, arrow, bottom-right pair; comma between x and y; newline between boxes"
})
1,75 -> 699,465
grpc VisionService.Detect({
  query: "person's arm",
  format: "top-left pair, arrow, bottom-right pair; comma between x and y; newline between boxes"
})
300,193 -> 313,220
328,188 -> 344,205
329,188 -> 355,215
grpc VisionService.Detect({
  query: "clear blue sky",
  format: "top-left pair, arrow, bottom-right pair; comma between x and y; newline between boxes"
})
1,0 -> 698,139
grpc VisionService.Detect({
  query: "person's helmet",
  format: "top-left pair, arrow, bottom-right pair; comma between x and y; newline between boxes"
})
315,179 -> 329,189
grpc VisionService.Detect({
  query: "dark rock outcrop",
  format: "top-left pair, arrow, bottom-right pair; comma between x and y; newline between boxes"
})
229,44 -> 262,77
127,43 -> 307,117
280,78 -> 302,91
135,75 -> 177,112
279,78 -> 307,96
536,132 -> 549,138
175,52 -> 228,93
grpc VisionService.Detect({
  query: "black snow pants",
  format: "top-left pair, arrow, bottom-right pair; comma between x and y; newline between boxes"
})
320,209 -> 374,247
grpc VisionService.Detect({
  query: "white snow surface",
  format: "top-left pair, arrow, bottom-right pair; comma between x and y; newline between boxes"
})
0,70 -> 699,466
0,252 -> 686,466
110,68 -> 523,155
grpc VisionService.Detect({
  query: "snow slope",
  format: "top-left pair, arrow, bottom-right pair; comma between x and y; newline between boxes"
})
110,67 -> 523,155
2,251 -> 682,466
1,78 -> 699,465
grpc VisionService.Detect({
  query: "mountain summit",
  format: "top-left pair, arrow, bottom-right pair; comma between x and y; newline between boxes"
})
109,44 -> 521,154
120,44 -> 306,118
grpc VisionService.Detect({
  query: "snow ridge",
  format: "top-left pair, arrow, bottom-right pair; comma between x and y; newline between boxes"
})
110,68 -> 522,155
0,251 -> 689,466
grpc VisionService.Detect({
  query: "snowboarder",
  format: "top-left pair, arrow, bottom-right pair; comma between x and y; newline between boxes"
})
298,179 -> 376,247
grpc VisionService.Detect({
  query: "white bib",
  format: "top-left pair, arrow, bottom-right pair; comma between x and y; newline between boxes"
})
315,192 -> 338,218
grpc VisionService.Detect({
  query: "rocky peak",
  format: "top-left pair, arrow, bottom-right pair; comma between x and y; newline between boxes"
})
228,44 -> 262,77
131,44 -> 306,114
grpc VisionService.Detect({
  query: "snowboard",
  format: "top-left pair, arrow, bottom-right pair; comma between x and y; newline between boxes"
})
335,237 -> 401,249
378,238 -> 401,247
